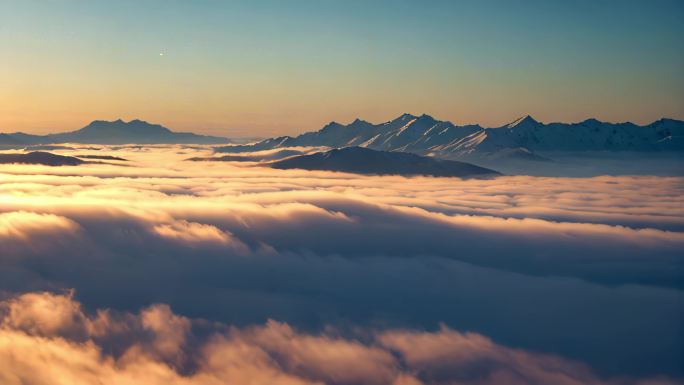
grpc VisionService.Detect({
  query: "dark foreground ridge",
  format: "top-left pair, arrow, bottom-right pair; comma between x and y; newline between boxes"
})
269,146 -> 500,177
0,151 -> 85,166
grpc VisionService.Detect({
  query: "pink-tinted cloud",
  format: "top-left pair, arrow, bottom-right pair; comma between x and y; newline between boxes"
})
0,291 -> 679,385
0,211 -> 78,241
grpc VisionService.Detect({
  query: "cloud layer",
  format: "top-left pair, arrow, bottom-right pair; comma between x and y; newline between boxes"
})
0,145 -> 682,381
0,291 -> 679,385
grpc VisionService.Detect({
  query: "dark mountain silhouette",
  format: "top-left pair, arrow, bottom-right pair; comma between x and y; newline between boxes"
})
0,133 -> 32,146
0,119 -> 229,145
0,151 -> 85,166
269,146 -> 500,178
216,114 -> 684,160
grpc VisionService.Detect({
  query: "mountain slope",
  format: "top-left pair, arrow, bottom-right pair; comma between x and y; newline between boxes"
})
217,114 -> 684,159
0,120 -> 229,145
455,116 -> 684,153
269,147 -> 500,178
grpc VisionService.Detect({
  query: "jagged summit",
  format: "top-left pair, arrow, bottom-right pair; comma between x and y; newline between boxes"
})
215,113 -> 684,158
651,118 -> 681,126
504,115 -> 540,129
390,113 -> 418,122
88,118 -> 155,126
322,121 -> 342,129
87,118 -> 154,125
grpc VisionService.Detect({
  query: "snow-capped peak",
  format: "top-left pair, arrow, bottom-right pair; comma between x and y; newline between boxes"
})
214,113 -> 684,158
505,115 -> 539,129
396,113 -> 418,121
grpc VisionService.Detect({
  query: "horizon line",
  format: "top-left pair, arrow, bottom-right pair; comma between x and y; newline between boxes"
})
2,114 -> 682,138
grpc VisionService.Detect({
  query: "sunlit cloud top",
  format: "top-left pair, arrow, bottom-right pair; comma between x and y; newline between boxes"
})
1,0 -> 683,136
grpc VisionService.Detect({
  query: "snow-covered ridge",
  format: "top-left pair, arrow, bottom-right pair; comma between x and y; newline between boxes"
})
217,114 -> 684,159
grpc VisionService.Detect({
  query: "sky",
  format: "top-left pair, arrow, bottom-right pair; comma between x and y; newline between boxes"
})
1,0 -> 683,137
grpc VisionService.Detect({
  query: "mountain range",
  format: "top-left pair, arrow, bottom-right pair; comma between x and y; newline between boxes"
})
0,119 -> 229,145
3,115 -> 682,161
217,114 -> 684,160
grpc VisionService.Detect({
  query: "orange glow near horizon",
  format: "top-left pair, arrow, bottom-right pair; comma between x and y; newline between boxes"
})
2,1 -> 682,137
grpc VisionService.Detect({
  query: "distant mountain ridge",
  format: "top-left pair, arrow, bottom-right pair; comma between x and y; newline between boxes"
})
217,114 -> 684,159
0,119 -> 229,145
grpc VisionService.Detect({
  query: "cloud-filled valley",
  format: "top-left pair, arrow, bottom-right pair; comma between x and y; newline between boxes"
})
0,144 -> 683,383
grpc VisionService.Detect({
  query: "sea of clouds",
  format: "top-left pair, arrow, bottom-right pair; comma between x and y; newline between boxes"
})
0,145 -> 682,384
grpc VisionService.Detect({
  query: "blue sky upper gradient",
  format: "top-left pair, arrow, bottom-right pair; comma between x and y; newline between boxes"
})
1,0 -> 682,136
